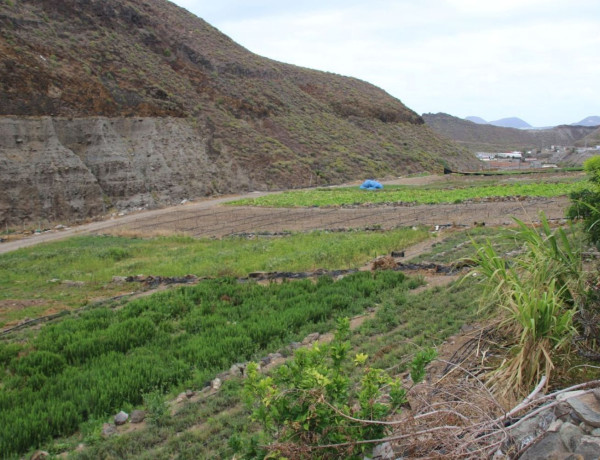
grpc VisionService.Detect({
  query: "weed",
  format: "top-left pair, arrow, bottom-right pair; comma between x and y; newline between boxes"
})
143,388 -> 168,426
474,215 -> 581,398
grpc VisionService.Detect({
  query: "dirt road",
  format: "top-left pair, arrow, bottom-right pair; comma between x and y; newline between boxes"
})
0,173 -> 574,254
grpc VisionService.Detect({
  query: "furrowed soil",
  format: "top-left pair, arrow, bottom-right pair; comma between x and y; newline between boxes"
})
0,173 -> 574,254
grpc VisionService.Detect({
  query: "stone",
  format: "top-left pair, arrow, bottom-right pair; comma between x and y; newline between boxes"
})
289,342 -> 302,350
591,428 -> 600,437
302,333 -> 320,345
566,393 -> 600,428
556,401 -> 573,420
229,363 -> 243,377
372,441 -> 395,460
593,388 -> 600,402
112,276 -> 127,284
176,392 -> 187,403
519,432 -> 569,460
548,419 -> 564,432
114,410 -> 128,425
557,391 -> 587,402
211,377 -> 222,390
574,436 -> 600,459
30,451 -> 49,460
560,421 -> 584,451
185,389 -> 194,399
101,423 -> 117,437
130,410 -> 146,423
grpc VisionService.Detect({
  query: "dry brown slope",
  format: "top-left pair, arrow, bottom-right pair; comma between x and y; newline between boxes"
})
0,0 -> 478,226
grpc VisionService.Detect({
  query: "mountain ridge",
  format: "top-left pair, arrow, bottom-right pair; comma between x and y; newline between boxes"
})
489,117 -> 531,129
572,116 -> 600,127
423,112 -> 597,152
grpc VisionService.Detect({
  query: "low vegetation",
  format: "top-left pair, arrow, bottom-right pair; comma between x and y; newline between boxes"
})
568,156 -> 600,248
0,228 -> 428,326
474,216 -> 583,399
0,271 -> 417,456
242,318 -> 436,459
229,177 -> 585,208
2,168 -> 600,458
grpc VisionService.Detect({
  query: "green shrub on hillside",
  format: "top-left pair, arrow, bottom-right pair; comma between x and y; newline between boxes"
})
241,318 -> 436,459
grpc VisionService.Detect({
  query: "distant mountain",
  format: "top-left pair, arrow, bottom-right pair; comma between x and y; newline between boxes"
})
465,116 -> 488,125
423,113 -> 597,152
489,117 -> 532,129
572,116 -> 600,127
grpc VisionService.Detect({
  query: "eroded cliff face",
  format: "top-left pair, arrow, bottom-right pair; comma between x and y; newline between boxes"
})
0,116 -> 252,226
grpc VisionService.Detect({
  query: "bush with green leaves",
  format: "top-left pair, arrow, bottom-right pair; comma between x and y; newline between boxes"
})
567,155 -> 600,248
242,318 -> 436,459
143,388 -> 169,426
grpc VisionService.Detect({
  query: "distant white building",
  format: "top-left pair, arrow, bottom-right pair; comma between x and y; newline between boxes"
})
476,152 -> 495,160
497,152 -> 522,160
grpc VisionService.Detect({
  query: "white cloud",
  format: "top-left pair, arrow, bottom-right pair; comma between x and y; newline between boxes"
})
173,0 -> 600,126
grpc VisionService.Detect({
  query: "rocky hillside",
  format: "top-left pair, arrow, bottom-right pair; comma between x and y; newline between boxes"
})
0,0 -> 478,226
423,113 -> 597,152
576,126 -> 600,147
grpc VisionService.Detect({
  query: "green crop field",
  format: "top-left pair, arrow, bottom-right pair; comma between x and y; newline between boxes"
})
229,178 -> 585,208
0,271 -> 420,456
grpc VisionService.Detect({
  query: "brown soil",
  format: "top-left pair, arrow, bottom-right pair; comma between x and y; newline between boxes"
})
0,172 -> 573,254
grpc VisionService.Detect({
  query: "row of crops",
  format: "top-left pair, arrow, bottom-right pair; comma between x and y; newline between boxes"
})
230,180 -> 586,208
0,271 -> 413,456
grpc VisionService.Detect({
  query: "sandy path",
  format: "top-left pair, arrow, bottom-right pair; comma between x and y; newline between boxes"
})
0,174 -> 573,254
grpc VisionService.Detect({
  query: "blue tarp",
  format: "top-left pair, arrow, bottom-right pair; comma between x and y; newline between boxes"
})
359,180 -> 383,190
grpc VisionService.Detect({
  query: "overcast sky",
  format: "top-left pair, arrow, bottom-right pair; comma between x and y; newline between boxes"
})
172,0 -> 599,127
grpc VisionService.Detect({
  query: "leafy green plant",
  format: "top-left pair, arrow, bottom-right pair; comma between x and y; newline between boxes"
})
473,214 -> 581,398
143,388 -> 168,426
242,318 -> 436,459
568,155 -> 600,248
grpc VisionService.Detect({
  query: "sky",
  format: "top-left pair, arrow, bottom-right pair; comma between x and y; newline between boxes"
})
172,0 -> 600,127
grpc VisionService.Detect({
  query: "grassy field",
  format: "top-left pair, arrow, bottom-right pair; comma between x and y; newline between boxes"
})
229,176 -> 585,208
0,228 -> 429,327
